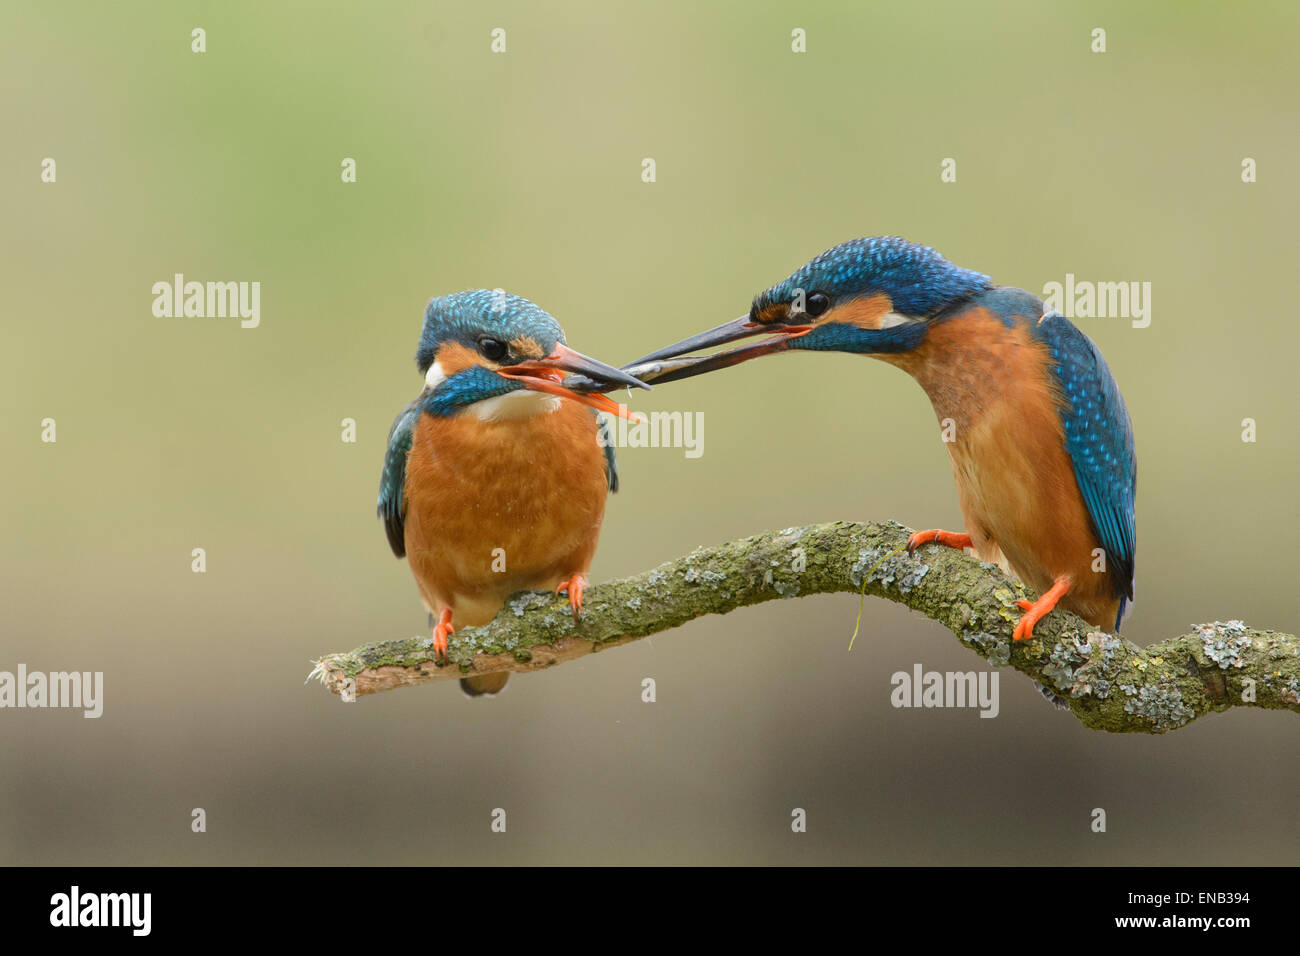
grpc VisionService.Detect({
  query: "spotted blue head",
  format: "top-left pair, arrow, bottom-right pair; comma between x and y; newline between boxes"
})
620,237 -> 993,384
416,290 -> 647,418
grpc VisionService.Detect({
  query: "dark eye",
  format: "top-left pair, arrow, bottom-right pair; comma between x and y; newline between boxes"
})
478,337 -> 508,362
806,292 -> 831,318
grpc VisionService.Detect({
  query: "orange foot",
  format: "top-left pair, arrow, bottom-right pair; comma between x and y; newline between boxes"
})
906,529 -> 973,555
432,608 -> 454,662
556,573 -> 587,622
1013,577 -> 1071,642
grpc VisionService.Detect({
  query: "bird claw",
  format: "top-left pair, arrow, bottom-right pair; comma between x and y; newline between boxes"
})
556,574 -> 587,622
432,608 -> 454,663
1011,578 -> 1071,643
906,529 -> 973,555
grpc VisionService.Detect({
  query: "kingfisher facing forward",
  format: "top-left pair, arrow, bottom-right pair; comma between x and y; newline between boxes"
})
379,290 -> 647,696
617,237 -> 1136,641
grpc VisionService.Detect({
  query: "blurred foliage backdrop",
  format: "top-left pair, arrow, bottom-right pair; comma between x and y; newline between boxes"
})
2,0 -> 1297,864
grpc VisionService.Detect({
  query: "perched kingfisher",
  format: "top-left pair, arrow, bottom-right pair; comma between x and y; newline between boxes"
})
610,237 -> 1136,641
378,290 -> 647,696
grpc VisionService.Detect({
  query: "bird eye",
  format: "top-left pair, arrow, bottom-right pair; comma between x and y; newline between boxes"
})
806,292 -> 831,318
478,337 -> 508,362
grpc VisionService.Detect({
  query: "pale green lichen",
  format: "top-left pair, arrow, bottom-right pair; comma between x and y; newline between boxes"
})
1281,679 -> 1300,706
990,586 -> 1023,623
1122,682 -> 1194,732
1197,620 -> 1251,669
851,548 -> 929,593
965,630 -> 1012,667
1041,632 -> 1089,692
1042,629 -> 1127,699
683,566 -> 726,587
508,591 -> 552,617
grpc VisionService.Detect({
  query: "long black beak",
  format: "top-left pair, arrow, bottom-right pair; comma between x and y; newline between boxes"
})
533,343 -> 650,392
499,344 -> 650,420
565,315 -> 813,392
628,315 -> 767,367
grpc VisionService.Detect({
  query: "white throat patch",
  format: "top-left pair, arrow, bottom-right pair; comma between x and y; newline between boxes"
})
472,389 -> 562,421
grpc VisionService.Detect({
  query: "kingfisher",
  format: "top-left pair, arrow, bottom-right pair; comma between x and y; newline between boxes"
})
378,290 -> 648,696
609,236 -> 1136,642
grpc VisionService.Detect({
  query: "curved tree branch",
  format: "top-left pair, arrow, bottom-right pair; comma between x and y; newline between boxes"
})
309,520 -> 1298,733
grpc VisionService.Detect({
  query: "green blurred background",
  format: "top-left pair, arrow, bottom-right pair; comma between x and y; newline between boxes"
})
3,0 -> 1297,864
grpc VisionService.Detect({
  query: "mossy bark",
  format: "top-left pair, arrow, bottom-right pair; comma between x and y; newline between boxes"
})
309,520 -> 1299,733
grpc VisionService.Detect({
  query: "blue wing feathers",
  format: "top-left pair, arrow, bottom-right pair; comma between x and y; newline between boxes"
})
1034,313 -> 1137,618
378,399 -> 421,558
597,412 -> 619,493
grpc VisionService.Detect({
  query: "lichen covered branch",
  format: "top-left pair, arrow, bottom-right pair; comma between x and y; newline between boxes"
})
309,521 -> 1299,733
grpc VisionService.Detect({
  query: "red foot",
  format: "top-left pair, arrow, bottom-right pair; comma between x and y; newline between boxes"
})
906,529 -> 973,554
1012,577 -> 1071,642
556,573 -> 587,622
432,608 -> 454,662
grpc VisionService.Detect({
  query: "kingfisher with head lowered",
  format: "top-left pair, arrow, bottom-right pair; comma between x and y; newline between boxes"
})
619,237 -> 1136,641
379,290 -> 647,696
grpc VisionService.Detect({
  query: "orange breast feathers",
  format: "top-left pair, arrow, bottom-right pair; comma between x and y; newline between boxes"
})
401,401 -> 610,624
883,308 -> 1119,628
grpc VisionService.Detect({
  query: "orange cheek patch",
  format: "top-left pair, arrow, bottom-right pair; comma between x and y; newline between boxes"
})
436,342 -> 482,374
822,293 -> 895,329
